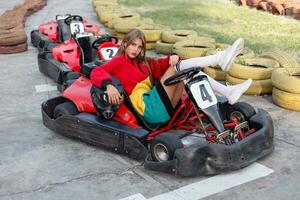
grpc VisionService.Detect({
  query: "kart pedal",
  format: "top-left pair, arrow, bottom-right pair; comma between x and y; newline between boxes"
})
234,121 -> 249,134
234,121 -> 250,141
216,130 -> 232,144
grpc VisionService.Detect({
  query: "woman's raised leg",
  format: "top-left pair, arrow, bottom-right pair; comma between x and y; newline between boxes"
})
176,38 -> 244,72
160,66 -> 184,108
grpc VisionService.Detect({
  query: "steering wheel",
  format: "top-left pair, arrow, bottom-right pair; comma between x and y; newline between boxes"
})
56,14 -> 71,20
64,15 -> 83,25
92,34 -> 119,49
164,67 -> 200,86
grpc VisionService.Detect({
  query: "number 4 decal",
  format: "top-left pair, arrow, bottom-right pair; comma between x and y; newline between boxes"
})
199,84 -> 213,103
190,80 -> 217,109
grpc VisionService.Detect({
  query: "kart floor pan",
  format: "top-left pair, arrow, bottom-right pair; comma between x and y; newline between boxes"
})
145,109 -> 274,176
42,96 -> 148,161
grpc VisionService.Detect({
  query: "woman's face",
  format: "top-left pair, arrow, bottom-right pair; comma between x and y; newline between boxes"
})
125,38 -> 143,59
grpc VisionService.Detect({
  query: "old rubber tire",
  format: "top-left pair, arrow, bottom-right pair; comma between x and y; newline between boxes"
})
271,68 -> 300,94
150,133 -> 183,162
228,58 -> 279,80
53,101 -> 79,119
173,39 -> 215,59
107,13 -> 140,29
155,40 -> 174,54
226,102 -> 256,123
114,18 -> 154,33
146,42 -> 156,50
203,67 -> 226,81
260,50 -> 299,69
236,47 -> 255,60
162,29 -> 198,43
272,87 -> 300,111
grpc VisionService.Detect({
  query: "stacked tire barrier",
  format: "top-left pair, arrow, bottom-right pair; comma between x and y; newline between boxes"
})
233,0 -> 300,20
0,0 -> 47,54
93,0 -> 170,50
271,68 -> 300,111
227,57 -> 279,95
265,50 -> 300,111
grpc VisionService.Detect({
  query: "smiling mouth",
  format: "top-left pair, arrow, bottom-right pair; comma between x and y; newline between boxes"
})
132,52 -> 137,56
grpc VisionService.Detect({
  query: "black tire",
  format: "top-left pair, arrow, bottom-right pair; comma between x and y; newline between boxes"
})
150,133 -> 183,162
64,72 -> 81,81
53,101 -> 79,119
226,102 -> 256,123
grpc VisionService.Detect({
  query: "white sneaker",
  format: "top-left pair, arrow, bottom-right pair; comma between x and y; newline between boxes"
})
219,38 -> 244,72
226,79 -> 252,104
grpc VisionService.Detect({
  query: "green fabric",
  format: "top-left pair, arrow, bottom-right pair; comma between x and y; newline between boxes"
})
142,86 -> 170,124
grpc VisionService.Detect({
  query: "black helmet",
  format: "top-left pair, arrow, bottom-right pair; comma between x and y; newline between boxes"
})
91,77 -> 123,119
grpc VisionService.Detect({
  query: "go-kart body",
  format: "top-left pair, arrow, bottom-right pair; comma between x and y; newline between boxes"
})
31,14 -> 101,52
37,32 -> 119,91
41,69 -> 274,176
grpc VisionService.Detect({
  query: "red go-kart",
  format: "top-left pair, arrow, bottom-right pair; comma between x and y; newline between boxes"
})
37,32 -> 119,92
31,14 -> 101,52
41,67 -> 274,176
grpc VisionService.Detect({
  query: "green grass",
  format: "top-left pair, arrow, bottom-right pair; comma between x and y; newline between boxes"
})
118,0 -> 300,60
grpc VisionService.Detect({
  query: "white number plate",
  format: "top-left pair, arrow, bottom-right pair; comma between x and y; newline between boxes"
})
70,22 -> 84,34
190,80 -> 217,109
100,47 -> 118,60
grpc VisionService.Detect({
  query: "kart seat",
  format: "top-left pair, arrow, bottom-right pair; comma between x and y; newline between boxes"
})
56,15 -> 72,42
75,32 -> 105,78
91,79 -> 160,131
122,92 -> 162,131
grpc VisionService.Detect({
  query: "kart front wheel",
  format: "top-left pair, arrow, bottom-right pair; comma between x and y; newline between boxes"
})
53,101 -> 79,119
227,102 -> 256,123
150,133 -> 183,162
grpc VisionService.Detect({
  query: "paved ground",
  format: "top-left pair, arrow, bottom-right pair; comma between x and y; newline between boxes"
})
1,0 -> 300,200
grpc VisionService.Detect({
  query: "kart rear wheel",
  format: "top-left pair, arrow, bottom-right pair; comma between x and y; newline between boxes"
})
227,102 -> 256,123
53,101 -> 79,119
150,133 -> 183,162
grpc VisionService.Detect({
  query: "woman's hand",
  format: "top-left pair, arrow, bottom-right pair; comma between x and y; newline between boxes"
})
169,55 -> 179,67
106,84 -> 123,105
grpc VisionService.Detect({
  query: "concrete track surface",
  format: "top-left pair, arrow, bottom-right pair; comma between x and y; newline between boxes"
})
0,0 -> 300,200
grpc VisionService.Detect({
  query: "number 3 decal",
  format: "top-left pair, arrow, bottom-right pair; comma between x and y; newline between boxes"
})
70,22 -> 84,34
73,24 -> 80,33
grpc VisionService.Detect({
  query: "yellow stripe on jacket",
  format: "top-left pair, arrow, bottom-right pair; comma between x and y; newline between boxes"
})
129,77 -> 153,116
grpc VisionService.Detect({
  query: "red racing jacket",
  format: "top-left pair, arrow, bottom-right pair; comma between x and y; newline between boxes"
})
90,54 -> 171,115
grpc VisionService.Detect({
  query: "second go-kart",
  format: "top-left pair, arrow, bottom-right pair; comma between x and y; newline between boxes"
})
41,67 -> 274,176
38,32 -> 119,91
31,14 -> 101,52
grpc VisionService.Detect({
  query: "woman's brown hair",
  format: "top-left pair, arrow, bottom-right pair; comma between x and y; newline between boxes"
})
116,28 -> 146,60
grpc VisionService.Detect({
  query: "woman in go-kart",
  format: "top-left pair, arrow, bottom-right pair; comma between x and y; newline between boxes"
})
90,29 -> 252,125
